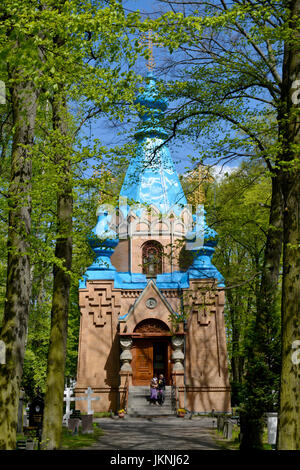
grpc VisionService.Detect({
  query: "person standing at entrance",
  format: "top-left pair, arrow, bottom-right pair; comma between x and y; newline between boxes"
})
150,376 -> 158,405
158,374 -> 166,405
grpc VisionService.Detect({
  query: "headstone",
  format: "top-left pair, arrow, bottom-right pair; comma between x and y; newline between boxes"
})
81,414 -> 93,434
68,417 -> 81,434
223,419 -> 233,440
29,392 -> 44,429
266,412 -> 278,447
68,410 -> 81,434
29,389 -> 44,446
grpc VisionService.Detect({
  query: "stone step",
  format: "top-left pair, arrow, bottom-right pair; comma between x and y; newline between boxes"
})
127,386 -> 175,417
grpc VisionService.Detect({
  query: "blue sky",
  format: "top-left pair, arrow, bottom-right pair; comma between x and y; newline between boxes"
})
86,0 -> 240,177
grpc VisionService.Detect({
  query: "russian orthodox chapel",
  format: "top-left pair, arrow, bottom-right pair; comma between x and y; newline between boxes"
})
75,73 -> 230,413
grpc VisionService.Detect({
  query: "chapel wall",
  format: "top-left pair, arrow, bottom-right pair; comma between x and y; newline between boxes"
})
76,280 -> 121,412
111,239 -> 130,272
183,282 -> 231,411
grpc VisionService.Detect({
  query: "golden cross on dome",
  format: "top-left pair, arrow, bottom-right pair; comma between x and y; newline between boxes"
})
140,30 -> 160,72
189,164 -> 214,205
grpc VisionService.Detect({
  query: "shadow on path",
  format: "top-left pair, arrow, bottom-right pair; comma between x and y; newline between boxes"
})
86,417 -> 223,451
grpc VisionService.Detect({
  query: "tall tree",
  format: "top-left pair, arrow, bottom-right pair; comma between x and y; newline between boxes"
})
277,0 -> 300,450
0,3 -> 41,448
41,88 -> 73,450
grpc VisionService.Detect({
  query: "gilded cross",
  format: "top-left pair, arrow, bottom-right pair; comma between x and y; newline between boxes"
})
189,164 -> 214,205
140,30 -> 160,72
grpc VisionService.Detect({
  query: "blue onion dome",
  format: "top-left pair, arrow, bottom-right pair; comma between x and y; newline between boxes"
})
88,205 -> 118,250
134,73 -> 168,140
186,209 -> 218,248
135,72 -> 168,121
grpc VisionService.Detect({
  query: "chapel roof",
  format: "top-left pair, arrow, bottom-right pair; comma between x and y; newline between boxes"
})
119,73 -> 187,216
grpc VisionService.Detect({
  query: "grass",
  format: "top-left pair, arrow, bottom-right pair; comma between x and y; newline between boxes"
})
212,425 -> 273,451
60,423 -> 103,450
88,411 -> 111,418
212,424 -> 240,450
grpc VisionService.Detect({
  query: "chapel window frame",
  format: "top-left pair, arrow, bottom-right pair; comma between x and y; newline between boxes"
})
142,240 -> 163,278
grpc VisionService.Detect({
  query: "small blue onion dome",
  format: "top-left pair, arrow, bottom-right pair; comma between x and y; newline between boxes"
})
88,206 -> 118,249
187,210 -> 218,247
135,72 -> 168,122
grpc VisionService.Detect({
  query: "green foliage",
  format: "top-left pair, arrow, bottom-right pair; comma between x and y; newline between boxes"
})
205,161 -> 280,407
60,423 -> 103,450
0,1 -> 139,416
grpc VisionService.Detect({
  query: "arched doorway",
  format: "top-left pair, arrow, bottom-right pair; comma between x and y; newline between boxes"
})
131,319 -> 172,386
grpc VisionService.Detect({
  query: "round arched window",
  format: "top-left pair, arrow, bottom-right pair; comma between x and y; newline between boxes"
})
142,240 -> 163,278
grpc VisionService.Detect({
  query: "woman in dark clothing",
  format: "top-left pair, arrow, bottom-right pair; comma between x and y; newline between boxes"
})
158,374 -> 166,405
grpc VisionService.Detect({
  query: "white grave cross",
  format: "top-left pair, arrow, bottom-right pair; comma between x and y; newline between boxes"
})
85,386 -> 100,415
63,386 -> 100,424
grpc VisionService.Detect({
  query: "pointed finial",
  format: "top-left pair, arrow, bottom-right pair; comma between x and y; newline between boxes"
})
139,30 -> 160,72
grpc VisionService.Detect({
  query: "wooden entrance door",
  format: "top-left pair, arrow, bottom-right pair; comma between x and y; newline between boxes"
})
133,340 -> 153,385
132,338 -> 171,385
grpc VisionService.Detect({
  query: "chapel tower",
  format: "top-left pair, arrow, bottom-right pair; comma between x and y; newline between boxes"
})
75,73 -> 230,413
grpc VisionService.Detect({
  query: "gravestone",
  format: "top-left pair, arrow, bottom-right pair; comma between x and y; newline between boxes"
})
29,390 -> 44,445
29,392 -> 44,429
81,414 -> 93,434
68,409 -> 81,434
223,419 -> 233,440
266,412 -> 278,447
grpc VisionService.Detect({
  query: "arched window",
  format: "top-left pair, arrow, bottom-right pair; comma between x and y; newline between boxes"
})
142,240 -> 163,278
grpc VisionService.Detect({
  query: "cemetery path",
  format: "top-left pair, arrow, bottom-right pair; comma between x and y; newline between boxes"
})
80,416 -> 223,450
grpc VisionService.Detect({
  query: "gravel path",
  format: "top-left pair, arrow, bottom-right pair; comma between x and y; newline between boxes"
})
85,416 -> 221,451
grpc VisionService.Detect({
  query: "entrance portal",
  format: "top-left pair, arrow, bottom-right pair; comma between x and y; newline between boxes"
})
130,318 -> 172,385
132,338 -> 171,385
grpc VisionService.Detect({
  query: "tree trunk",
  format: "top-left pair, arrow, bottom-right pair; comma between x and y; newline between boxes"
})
226,289 -> 242,406
41,92 -> 73,450
240,174 -> 283,450
254,173 -> 283,360
0,77 -> 38,449
278,0 -> 300,449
